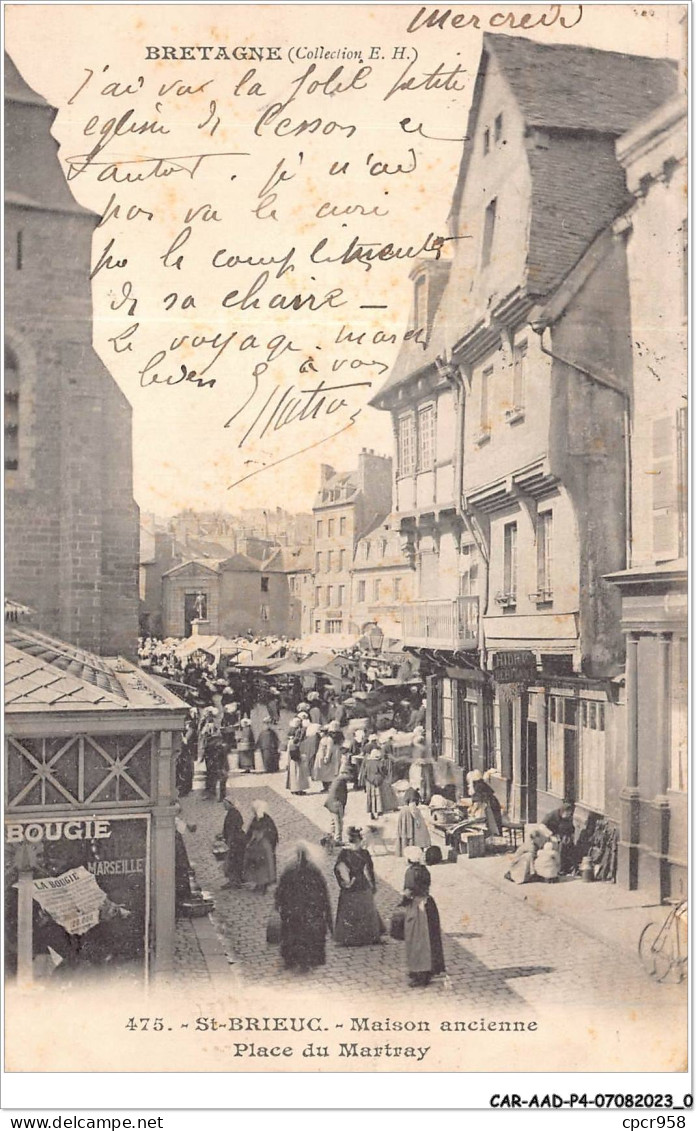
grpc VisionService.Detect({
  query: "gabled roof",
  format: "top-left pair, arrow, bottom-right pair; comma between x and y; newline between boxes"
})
162,558 -> 220,578
488,33 -> 677,134
218,552 -> 259,572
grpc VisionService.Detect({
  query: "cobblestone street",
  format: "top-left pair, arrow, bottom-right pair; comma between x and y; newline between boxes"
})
178,770 -> 687,1019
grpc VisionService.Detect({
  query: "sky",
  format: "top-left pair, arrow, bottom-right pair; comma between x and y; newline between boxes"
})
5,3 -> 685,516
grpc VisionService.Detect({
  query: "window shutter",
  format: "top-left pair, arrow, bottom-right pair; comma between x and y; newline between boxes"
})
652,416 -> 678,559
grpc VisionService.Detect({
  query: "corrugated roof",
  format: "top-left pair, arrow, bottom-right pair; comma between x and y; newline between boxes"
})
487,33 -> 677,134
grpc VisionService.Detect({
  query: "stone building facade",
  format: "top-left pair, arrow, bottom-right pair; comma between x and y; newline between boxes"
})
4,53 -> 139,658
371,33 -> 681,890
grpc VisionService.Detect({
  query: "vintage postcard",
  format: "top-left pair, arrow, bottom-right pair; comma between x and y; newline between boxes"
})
3,1 -> 688,1081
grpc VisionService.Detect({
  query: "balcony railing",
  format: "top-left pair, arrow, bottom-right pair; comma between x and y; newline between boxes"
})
401,596 -> 479,650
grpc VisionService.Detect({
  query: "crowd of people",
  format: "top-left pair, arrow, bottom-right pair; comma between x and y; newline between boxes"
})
149,637 -> 613,989
165,662 -> 446,988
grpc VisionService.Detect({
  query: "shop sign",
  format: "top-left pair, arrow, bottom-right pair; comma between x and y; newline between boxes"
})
492,650 -> 537,683
5,814 -> 150,976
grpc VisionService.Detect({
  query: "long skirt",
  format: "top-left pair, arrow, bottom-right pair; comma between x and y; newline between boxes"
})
243,837 -> 277,887
280,913 -> 328,970
404,895 -> 445,975
366,780 -> 398,816
334,889 -> 384,946
237,743 -> 255,771
287,756 -> 310,793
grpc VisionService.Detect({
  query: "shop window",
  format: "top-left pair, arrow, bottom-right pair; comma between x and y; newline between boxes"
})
326,619 -> 343,634
398,413 -> 416,476
418,404 -> 435,468
546,695 -> 566,795
481,198 -> 497,267
441,678 -> 454,759
578,698 -> 606,811
315,619 -> 321,633
492,694 -> 502,775
357,579 -> 366,602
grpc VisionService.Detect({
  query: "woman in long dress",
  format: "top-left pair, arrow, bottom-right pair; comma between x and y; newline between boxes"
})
220,797 -> 245,888
237,717 -> 256,773
401,848 -> 445,987
364,743 -> 394,819
312,726 -> 341,791
396,793 -> 432,856
333,828 -> 384,946
286,718 -> 310,794
243,800 -> 279,892
275,843 -> 333,970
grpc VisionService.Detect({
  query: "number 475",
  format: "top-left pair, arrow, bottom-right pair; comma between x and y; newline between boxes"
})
125,1017 -> 164,1031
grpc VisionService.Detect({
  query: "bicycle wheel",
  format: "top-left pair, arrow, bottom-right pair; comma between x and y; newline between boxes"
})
639,921 -> 673,981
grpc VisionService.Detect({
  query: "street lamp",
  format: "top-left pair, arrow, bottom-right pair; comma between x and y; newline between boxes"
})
363,621 -> 384,654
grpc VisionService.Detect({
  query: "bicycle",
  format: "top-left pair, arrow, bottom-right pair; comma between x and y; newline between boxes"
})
638,899 -> 688,983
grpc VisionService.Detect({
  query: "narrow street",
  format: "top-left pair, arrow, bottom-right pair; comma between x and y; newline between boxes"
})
179,770 -> 686,1018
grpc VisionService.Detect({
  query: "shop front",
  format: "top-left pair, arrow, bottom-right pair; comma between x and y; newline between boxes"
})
5,626 -> 187,984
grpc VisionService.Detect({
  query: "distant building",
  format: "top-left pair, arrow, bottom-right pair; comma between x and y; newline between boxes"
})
283,545 -> 315,637
351,515 -> 414,640
312,451 -> 392,638
4,53 -> 139,657
161,550 -> 299,639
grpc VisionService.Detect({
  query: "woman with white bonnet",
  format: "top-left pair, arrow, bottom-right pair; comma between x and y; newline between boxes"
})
243,799 -> 279,892
236,716 -> 256,773
286,717 -> 310,795
401,846 -> 445,988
